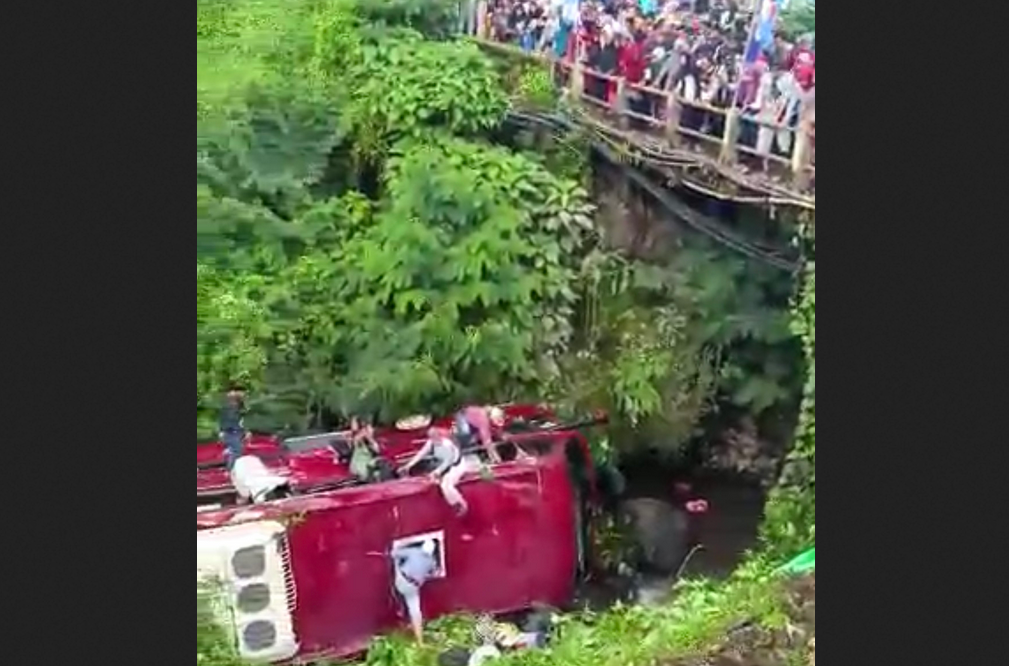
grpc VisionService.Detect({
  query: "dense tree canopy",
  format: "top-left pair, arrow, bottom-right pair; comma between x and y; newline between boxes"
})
197,0 -> 602,433
780,0 -> 817,40
196,0 -> 804,457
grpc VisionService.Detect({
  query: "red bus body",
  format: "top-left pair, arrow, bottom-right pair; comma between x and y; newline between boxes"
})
197,412 -> 595,662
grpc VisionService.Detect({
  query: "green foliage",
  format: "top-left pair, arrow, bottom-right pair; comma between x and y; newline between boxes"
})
779,0 -> 816,41
511,63 -> 558,110
198,555 -> 807,666
546,256 -> 719,459
342,36 -> 508,164
196,263 -> 268,436
531,127 -> 591,186
762,231 -> 815,559
545,241 -> 802,463
196,0 -> 602,432
670,245 -> 801,421
354,0 -> 462,39
358,557 -> 795,666
198,585 -> 244,666
197,0 -> 316,121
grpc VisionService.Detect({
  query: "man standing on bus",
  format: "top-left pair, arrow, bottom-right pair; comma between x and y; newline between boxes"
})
391,539 -> 439,646
219,385 -> 248,470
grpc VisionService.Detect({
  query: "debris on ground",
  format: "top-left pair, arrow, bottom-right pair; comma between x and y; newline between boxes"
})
436,608 -> 558,665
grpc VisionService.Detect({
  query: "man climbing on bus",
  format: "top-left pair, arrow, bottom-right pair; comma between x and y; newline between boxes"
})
454,405 -> 507,463
391,539 -> 439,646
399,427 -> 473,516
455,405 -> 534,463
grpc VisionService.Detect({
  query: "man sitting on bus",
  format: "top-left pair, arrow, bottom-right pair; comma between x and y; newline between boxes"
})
391,539 -> 439,646
348,417 -> 383,483
400,427 -> 473,516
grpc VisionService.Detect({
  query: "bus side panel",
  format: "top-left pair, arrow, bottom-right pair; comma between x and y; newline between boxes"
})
395,457 -> 579,619
287,454 -> 579,660
285,496 -> 403,658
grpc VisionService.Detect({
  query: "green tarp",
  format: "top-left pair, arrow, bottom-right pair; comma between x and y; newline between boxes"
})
778,548 -> 816,576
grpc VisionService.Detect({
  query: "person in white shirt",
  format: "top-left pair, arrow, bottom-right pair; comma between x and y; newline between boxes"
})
391,540 -> 439,645
229,455 -> 291,504
401,427 -> 476,516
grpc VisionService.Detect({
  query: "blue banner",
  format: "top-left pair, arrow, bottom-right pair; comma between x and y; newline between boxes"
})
745,0 -> 781,63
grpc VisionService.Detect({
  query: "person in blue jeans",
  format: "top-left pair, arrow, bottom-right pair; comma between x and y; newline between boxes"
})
392,540 -> 439,645
219,386 -> 248,470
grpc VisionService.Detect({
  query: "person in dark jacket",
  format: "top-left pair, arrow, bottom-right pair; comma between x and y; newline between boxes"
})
219,386 -> 248,470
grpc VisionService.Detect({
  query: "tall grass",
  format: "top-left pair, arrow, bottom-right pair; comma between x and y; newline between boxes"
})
198,554 -> 801,666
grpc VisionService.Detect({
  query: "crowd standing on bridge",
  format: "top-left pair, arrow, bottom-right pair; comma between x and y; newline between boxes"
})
479,0 -> 815,160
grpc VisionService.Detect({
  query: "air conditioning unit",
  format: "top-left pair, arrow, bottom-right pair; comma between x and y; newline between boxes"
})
197,520 -> 299,663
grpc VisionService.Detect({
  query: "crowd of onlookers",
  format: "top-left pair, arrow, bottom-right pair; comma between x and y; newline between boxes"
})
475,0 -> 816,161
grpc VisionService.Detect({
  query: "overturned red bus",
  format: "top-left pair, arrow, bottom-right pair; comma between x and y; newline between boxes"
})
197,406 -> 608,662
196,405 -> 705,663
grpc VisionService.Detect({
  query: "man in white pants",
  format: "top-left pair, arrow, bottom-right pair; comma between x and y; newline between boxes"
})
400,428 -> 477,516
391,540 -> 438,645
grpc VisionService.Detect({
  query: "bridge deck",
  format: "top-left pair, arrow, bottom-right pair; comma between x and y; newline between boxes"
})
473,38 -> 816,210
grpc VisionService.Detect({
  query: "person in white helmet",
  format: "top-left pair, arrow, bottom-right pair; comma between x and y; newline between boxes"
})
391,539 -> 439,645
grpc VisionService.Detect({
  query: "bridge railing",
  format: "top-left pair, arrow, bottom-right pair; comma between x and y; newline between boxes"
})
470,36 -> 816,194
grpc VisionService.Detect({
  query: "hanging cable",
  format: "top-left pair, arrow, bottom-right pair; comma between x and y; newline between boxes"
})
504,111 -> 801,272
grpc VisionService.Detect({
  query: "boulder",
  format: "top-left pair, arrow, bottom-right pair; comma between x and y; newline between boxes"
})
620,497 -> 690,575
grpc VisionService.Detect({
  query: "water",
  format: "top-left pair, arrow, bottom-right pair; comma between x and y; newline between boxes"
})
575,467 -> 768,610
679,478 -> 767,579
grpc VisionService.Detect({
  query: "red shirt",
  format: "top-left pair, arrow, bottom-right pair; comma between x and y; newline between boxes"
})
460,406 -> 495,448
791,48 -> 816,91
619,41 -> 647,84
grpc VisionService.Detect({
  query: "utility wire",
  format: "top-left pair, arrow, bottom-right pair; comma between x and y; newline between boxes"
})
505,111 -> 800,272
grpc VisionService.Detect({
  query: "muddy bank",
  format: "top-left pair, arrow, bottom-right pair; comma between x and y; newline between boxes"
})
661,574 -> 816,666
